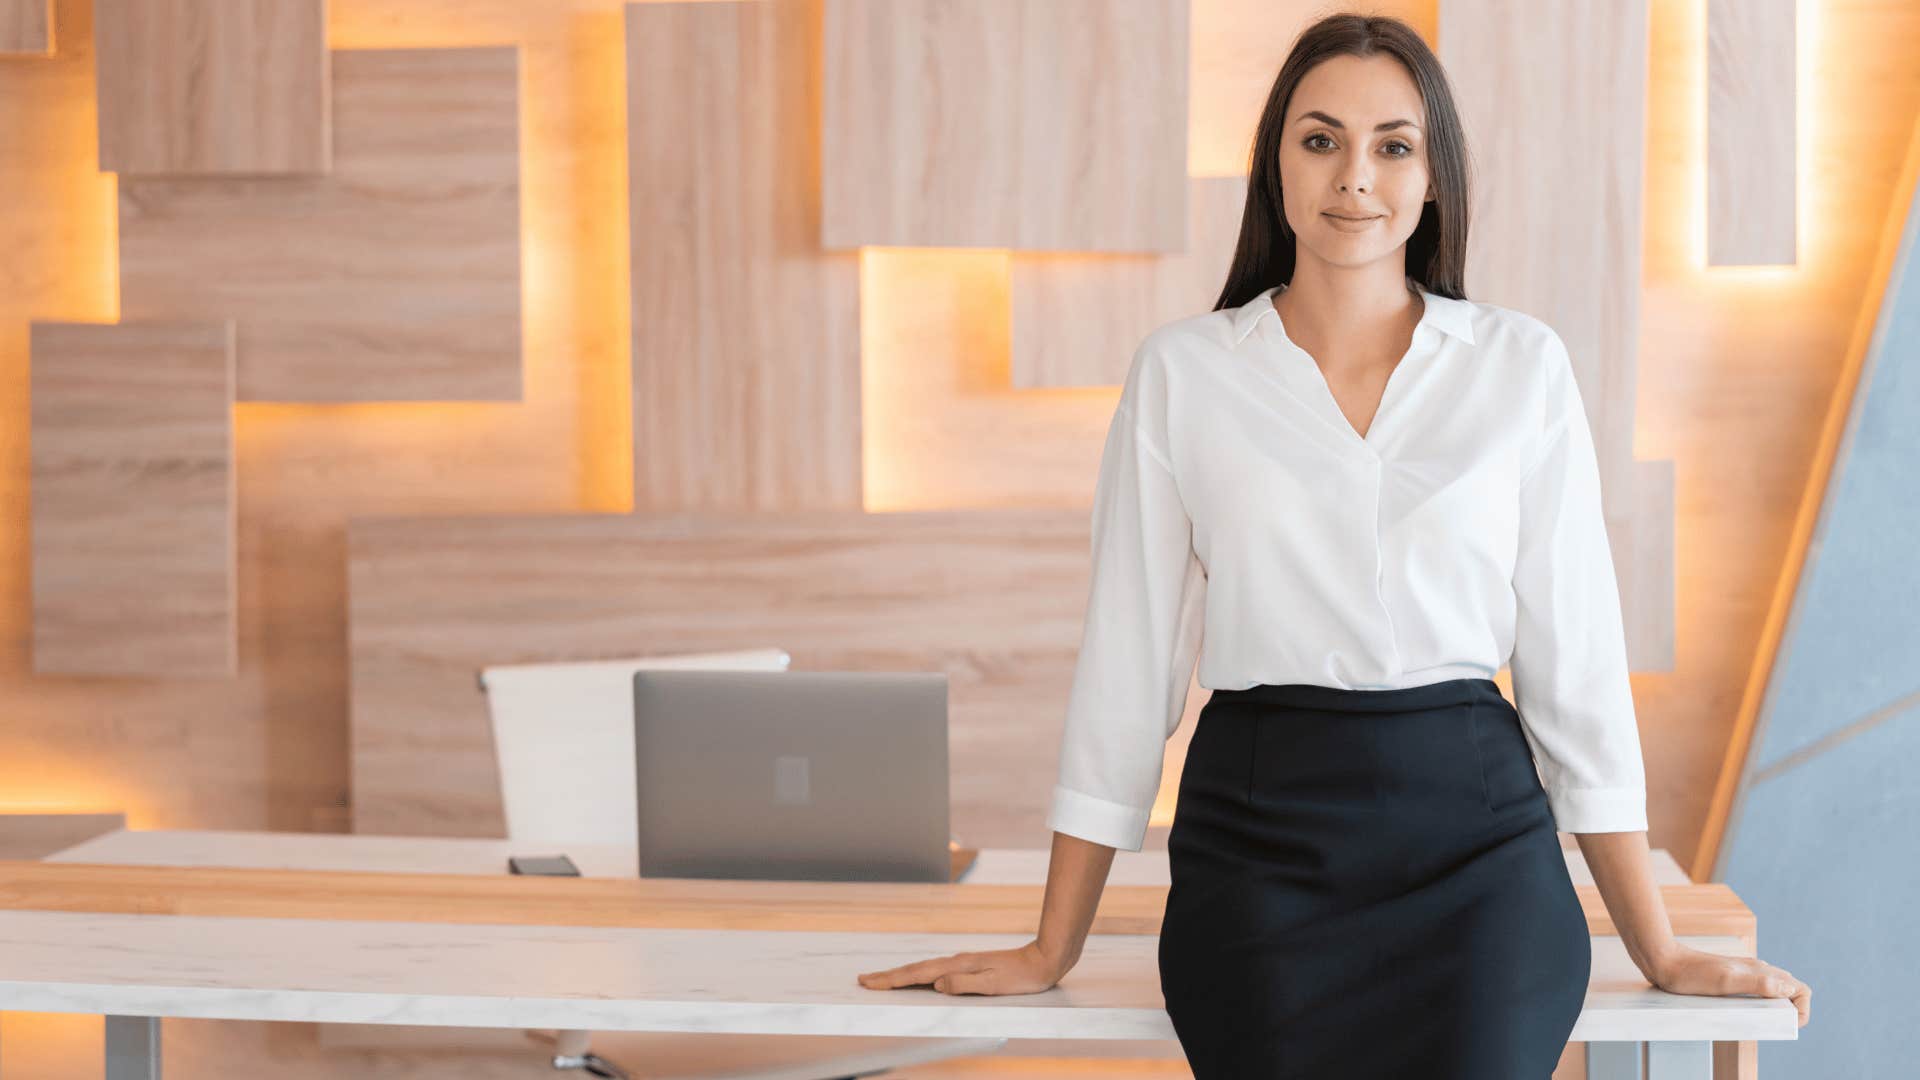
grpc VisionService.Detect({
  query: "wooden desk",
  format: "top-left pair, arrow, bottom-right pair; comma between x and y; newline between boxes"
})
44,827 -> 1696,887
34,828 -> 1726,1076
0,858 -> 1794,1080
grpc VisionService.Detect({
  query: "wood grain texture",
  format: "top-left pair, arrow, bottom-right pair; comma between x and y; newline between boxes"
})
94,0 -> 328,175
0,861 -> 1758,940
1708,0 -> 1797,266
1439,0 -> 1674,670
821,0 -> 1190,252
0,0 -> 50,53
1623,458 -> 1676,671
118,47 -> 522,402
1010,176 -> 1245,388
628,0 -> 861,511
0,3 -> 1890,1075
0,4 -> 1907,1074
29,319 -> 236,677
348,510 -> 1094,842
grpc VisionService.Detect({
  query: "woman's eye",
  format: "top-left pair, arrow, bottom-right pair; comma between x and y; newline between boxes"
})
1303,134 -> 1414,157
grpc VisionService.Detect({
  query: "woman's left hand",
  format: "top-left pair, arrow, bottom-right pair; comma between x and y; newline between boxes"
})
1651,945 -> 1810,1028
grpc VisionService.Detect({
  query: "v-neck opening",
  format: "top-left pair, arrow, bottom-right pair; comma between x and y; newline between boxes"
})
1257,283 -> 1438,454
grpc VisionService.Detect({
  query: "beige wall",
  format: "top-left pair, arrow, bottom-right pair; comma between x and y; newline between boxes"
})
0,0 -> 1915,1070
4,0 -> 1915,877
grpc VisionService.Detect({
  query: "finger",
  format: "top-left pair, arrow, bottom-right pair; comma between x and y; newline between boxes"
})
1759,968 -> 1807,1027
857,957 -> 952,988
858,963 -> 940,988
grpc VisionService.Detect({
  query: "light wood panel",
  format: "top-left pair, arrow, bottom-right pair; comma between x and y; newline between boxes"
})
0,0 -> 50,53
1,1 -> 1910,1074
29,317 -> 237,672
348,510 -> 1093,842
0,860 -> 1758,939
94,0 -> 328,176
118,47 -> 522,402
1439,1 -> 1675,670
821,0 -> 1190,252
1623,458 -> 1677,672
627,0 -> 860,511
1010,175 -> 1246,389
29,319 -> 236,677
1708,0 -> 1797,266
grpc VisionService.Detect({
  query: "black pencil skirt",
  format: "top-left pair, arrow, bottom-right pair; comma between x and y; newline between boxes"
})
1157,677 -> 1589,1079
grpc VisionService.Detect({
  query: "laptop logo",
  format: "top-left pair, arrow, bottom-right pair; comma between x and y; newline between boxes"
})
774,755 -> 811,805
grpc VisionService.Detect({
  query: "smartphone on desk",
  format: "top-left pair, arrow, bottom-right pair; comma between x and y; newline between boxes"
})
507,853 -> 581,876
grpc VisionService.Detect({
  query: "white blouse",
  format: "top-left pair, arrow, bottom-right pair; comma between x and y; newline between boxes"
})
1046,282 -> 1649,852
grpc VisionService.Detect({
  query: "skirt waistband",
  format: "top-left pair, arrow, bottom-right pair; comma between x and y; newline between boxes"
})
1205,676 -> 1504,714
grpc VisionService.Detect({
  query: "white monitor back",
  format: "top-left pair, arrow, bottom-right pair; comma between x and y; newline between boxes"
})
482,648 -> 792,848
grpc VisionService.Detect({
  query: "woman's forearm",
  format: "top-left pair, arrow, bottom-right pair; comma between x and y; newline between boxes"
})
1573,829 -> 1682,980
1035,830 -> 1120,973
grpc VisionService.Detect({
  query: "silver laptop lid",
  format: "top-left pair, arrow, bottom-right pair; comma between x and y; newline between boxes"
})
633,669 -> 950,883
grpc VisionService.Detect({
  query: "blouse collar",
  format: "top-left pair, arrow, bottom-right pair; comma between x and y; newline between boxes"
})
1228,281 -> 1477,348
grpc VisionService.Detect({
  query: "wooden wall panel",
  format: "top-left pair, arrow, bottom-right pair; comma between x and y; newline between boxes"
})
1010,175 -> 1246,388
1708,0 -> 1797,265
1623,458 -> 1676,672
821,0 -> 1190,253
0,0 -> 50,54
95,0 -> 328,176
118,47 -> 522,403
627,0 -> 860,511
348,510 -> 1095,845
1439,1 -> 1675,669
29,320 -> 236,677
0,4 -> 1902,1075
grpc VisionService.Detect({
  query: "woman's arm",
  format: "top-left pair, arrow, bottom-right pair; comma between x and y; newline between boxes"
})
1576,829 -> 1811,1027
1571,829 -> 1679,980
854,830 -> 1114,995
1034,830 -> 1120,973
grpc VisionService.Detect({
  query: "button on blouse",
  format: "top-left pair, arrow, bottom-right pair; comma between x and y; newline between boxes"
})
1046,282 -> 1649,852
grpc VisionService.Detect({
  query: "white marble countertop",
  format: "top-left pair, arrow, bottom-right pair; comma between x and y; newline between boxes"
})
0,908 -> 1793,1043
44,829 -> 1693,886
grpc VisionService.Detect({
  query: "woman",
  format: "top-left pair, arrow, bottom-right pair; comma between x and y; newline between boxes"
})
855,12 -> 1811,1076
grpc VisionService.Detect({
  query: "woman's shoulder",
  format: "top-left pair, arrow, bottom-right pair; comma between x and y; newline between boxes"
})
1456,296 -> 1570,366
1137,306 -> 1244,359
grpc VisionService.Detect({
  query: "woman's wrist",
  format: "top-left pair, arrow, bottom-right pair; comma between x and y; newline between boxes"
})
1030,936 -> 1080,977
1642,940 -> 1690,985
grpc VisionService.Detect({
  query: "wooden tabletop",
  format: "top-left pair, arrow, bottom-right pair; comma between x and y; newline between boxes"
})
0,859 -> 1754,939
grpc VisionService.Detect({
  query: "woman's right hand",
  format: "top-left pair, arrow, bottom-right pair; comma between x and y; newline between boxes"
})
855,939 -> 1072,996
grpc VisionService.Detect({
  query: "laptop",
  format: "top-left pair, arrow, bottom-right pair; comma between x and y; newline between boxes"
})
632,669 -> 952,883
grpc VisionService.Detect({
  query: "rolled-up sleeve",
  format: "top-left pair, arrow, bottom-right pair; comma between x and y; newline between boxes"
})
1508,331 -> 1649,834
1045,388 -> 1208,852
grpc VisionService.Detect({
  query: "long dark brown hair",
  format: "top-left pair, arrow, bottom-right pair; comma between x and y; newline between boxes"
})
1214,13 -> 1474,311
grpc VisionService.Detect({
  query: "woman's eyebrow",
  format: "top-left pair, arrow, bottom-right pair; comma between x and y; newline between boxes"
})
1293,109 -> 1421,133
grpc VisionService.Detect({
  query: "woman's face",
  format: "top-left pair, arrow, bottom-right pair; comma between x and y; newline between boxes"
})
1277,53 -> 1434,273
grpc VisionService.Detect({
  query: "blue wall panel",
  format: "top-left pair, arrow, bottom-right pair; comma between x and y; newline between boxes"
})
1719,161 -> 1920,1075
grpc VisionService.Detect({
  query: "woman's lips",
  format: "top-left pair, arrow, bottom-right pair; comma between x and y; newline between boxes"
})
1322,212 -> 1381,230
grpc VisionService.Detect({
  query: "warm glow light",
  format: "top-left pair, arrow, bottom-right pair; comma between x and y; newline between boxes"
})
858,246 -> 1122,513
227,6 -> 637,516
0,801 -> 121,814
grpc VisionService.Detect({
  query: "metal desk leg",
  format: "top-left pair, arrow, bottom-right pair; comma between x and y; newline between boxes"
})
1588,1040 -> 1644,1079
1647,1040 -> 1713,1079
105,1015 -> 159,1080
